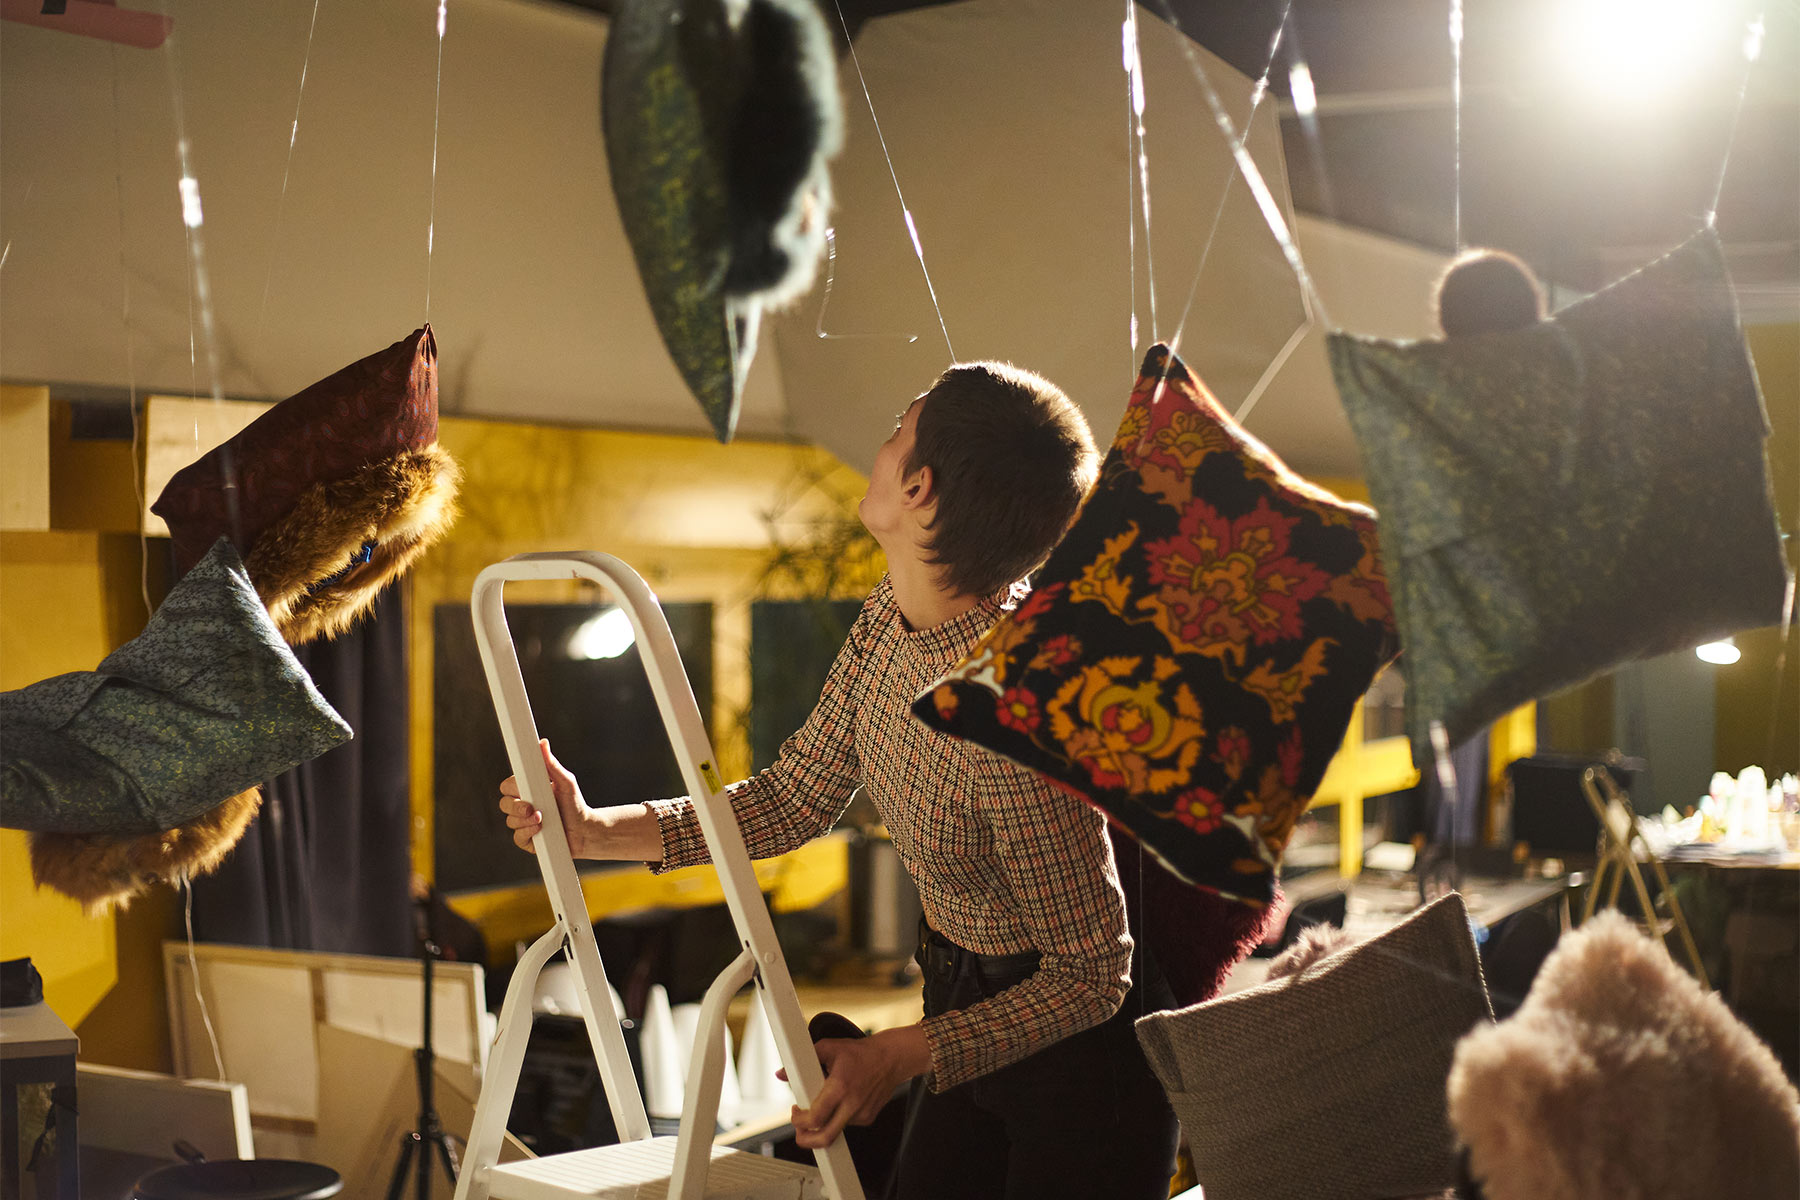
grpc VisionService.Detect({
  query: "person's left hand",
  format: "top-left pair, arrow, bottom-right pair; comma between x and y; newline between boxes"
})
782,1024 -> 930,1150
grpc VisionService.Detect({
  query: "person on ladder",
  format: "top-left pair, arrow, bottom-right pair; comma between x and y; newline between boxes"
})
498,362 -> 1180,1200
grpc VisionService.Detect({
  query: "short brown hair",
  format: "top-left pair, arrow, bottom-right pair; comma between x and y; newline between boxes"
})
905,362 -> 1098,598
1434,249 -> 1546,337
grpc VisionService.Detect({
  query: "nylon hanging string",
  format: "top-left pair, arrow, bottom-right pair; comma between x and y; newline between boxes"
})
1153,1 -> 1329,331
1125,1 -> 1158,348
1708,11 -> 1764,224
155,1 -> 240,540
1450,0 -> 1464,250
813,227 -> 921,343
425,0 -> 448,320
1123,6 -> 1140,370
1170,0 -> 1295,358
831,0 -> 955,361
110,46 -> 153,621
183,875 -> 228,1081
254,0 -> 324,355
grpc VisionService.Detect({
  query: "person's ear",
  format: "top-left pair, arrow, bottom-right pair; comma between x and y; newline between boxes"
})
902,464 -> 935,511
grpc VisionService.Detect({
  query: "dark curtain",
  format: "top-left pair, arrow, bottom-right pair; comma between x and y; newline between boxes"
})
192,583 -> 413,956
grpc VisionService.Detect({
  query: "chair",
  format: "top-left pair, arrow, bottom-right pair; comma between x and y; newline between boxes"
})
1577,766 -> 1708,988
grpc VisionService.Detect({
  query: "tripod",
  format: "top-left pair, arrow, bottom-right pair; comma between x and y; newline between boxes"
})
387,895 -> 462,1200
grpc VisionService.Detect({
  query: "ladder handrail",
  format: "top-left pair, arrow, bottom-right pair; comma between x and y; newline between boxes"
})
471,557 -> 652,1146
464,551 -> 864,1200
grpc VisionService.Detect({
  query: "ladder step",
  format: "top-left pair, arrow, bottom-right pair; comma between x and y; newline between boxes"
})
488,1137 -> 825,1200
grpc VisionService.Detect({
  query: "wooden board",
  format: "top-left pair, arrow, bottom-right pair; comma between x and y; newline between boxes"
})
77,1063 -> 252,1161
0,385 -> 50,531
140,395 -> 270,537
163,940 -> 488,1149
312,1023 -> 535,1196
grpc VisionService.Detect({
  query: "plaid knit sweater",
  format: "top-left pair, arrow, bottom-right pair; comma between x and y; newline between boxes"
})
648,575 -> 1131,1090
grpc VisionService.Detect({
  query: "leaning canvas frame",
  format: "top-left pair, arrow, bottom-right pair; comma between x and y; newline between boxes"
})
163,940 -> 487,1144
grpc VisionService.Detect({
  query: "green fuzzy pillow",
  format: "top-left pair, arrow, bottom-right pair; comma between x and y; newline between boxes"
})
1330,227 -> 1791,757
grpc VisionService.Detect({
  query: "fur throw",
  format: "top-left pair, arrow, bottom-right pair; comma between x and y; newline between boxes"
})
1112,826 -> 1283,1007
29,786 -> 262,914
249,444 -> 459,646
1448,910 -> 1800,1200
1265,922 -> 1359,982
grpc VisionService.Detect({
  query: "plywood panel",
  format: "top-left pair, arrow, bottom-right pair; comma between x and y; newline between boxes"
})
163,941 -> 489,1144
140,395 -> 269,536
78,1063 -> 253,1161
0,385 -> 50,530
320,971 -> 480,1067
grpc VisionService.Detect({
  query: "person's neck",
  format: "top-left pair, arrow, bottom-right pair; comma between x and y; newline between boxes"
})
886,553 -> 981,632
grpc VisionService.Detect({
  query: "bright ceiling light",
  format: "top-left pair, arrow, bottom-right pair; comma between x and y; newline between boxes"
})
1288,63 -> 1318,118
568,607 -> 635,661
1695,639 -> 1741,665
1552,0 -> 1713,100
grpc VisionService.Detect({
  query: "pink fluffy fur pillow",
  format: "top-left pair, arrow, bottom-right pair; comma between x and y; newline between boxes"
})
1448,910 -> 1800,1200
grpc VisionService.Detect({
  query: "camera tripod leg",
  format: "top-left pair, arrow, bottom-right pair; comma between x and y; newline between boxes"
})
386,1135 -> 418,1200
434,1128 -> 460,1184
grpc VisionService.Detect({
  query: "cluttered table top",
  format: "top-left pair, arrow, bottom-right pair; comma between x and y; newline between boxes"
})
1222,870 -> 1570,996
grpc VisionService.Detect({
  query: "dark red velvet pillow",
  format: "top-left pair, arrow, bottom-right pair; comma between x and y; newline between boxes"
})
152,327 -> 457,645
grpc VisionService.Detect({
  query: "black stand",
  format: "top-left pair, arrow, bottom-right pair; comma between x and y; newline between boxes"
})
387,897 -> 462,1200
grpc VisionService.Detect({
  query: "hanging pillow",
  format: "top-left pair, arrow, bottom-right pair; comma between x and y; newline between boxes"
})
1329,227 -> 1792,758
913,345 -> 1398,906
603,0 -> 842,442
4,539 -> 353,910
151,326 -> 459,646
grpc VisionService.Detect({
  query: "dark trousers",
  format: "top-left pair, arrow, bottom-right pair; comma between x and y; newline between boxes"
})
888,925 -> 1180,1200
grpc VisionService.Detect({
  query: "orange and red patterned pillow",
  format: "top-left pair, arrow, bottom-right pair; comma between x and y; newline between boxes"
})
913,345 -> 1398,906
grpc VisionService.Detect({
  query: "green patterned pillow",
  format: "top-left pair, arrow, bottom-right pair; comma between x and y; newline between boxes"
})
1,539 -> 352,834
913,346 -> 1398,906
602,0 -> 841,441
1330,228 -> 1791,756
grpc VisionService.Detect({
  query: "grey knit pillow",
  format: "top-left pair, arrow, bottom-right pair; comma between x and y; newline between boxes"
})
1135,892 -> 1493,1200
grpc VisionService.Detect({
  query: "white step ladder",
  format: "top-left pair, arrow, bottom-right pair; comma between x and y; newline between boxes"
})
455,552 -> 866,1200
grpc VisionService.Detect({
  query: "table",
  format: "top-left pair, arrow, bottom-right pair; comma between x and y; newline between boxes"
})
0,1002 -> 79,1200
1221,873 -> 1571,995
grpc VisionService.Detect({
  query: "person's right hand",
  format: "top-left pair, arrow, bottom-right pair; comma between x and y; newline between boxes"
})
498,739 -> 593,856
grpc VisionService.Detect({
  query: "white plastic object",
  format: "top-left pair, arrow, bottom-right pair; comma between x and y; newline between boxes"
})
454,552 -> 864,1200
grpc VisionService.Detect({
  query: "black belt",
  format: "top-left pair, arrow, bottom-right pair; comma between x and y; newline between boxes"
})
916,917 -> 1041,987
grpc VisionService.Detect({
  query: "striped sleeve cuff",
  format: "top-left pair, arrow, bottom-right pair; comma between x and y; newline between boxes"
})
645,796 -> 710,872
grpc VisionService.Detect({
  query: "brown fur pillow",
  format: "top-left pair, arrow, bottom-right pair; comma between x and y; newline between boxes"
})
30,787 -> 261,914
1448,910 -> 1800,1200
152,327 -> 459,646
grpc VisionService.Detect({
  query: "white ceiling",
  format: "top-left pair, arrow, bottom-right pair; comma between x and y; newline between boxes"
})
0,0 -> 1461,480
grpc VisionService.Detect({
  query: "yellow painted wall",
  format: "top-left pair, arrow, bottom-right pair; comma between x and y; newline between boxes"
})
413,416 -> 883,931
0,533 -> 133,1032
0,408 -> 181,1070
1716,323 -> 1800,776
